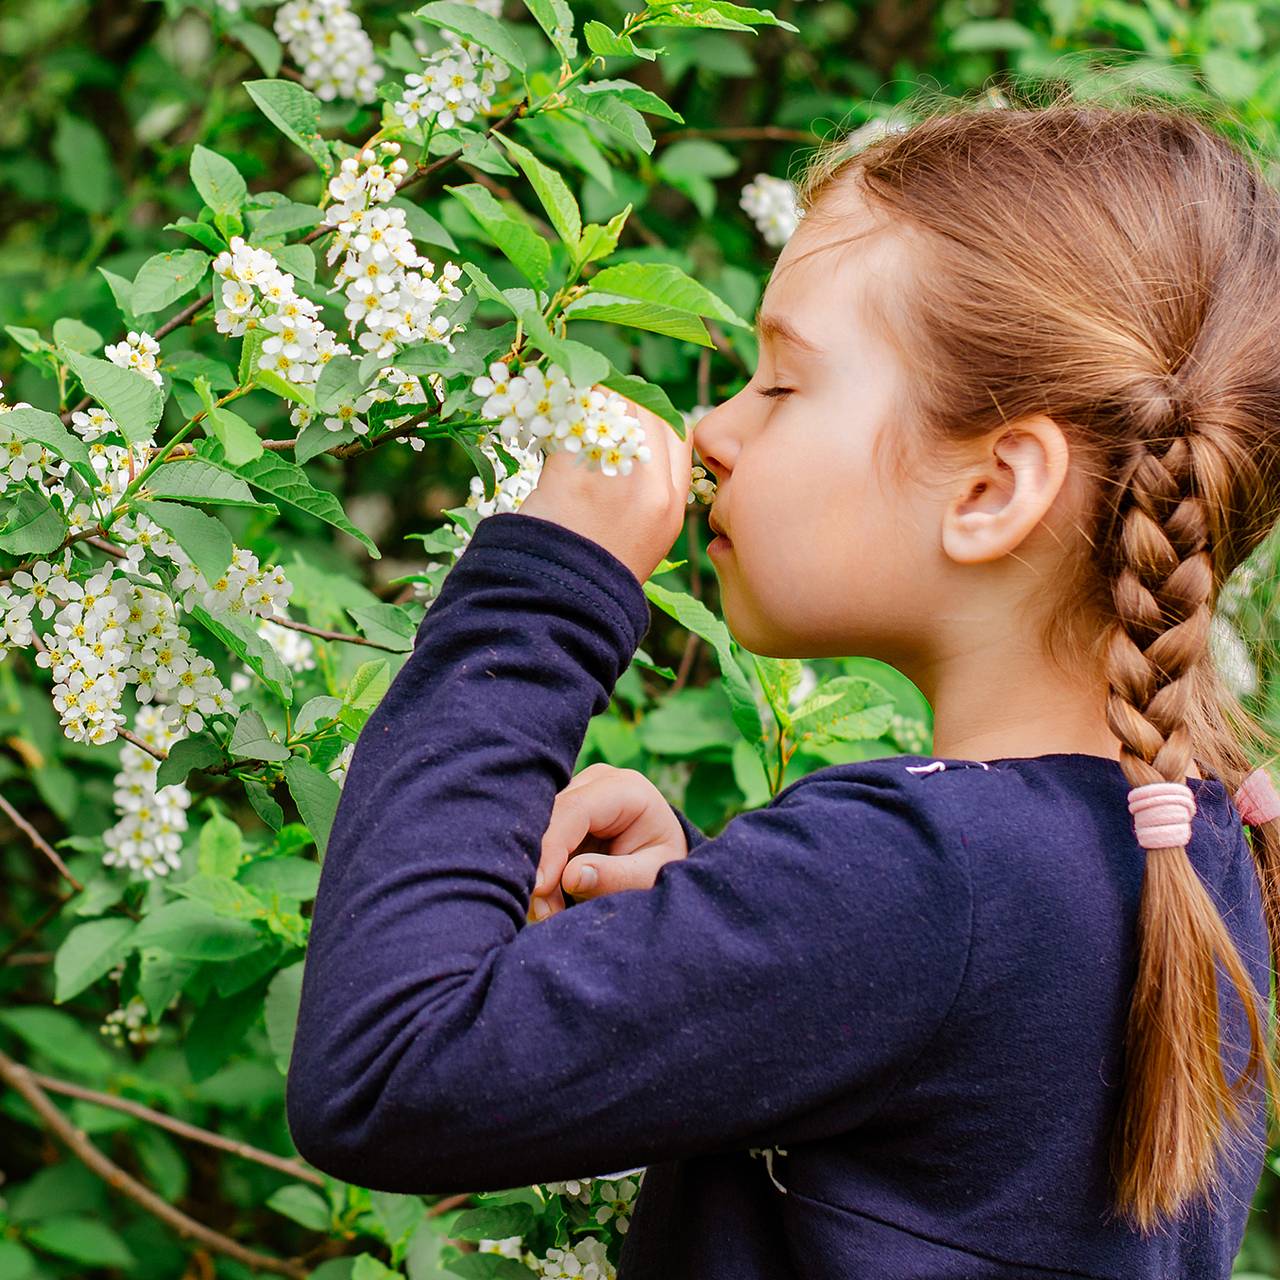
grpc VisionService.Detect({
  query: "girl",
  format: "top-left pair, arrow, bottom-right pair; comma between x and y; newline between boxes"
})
287,91 -> 1280,1278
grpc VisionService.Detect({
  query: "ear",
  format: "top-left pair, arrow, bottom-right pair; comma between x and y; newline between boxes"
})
940,416 -> 1070,566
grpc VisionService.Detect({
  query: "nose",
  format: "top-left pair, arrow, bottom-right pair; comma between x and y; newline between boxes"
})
693,401 -> 737,483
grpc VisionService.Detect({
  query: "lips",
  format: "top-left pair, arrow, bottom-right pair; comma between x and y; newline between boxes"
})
709,512 -> 731,542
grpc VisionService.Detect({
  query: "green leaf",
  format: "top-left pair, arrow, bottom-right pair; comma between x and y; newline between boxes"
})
520,0 -> 578,59
244,79 -> 330,171
642,581 -> 765,756
52,116 -> 117,215
790,675 -> 896,745
414,1 -> 527,70
52,318 -> 103,354
584,18 -> 659,59
284,758 -> 341,859
164,216 -> 228,255
53,919 -> 136,1004
599,370 -> 685,435
132,499 -> 234,584
131,249 -> 211,314
199,811 -> 244,877
155,732 -> 224,789
564,87 -> 654,154
646,0 -> 798,31
62,350 -> 165,447
461,261 -> 519,315
949,18 -> 1038,48
352,1256 -> 400,1280
275,242 -> 316,283
573,204 -> 631,268
346,603 -> 416,651
144,459 -> 276,511
315,355 -> 366,412
206,405 -> 265,465
138,949 -> 199,1020
446,183 -> 550,291
390,196 -> 457,250
196,438 -> 380,558
130,899 -> 262,960
189,604 -> 294,705
248,201 -> 324,239
450,1202 -> 537,1242
588,262 -> 749,327
245,779 -> 284,831
519,309 -> 609,386
230,707 -> 291,761
565,295 -> 712,345
0,1008 -> 114,1076
491,134 -> 581,249
0,408 -> 95,487
268,1184 -> 331,1231
575,78 -> 683,123
25,1218 -> 135,1270
0,1241 -> 35,1280
190,145 -> 248,216
344,659 -> 390,711
264,960 -> 305,1073
0,490 -> 67,556
99,267 -> 139,321
229,21 -> 283,76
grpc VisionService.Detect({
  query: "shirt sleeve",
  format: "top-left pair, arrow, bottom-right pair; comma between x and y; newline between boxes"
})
285,510 -> 973,1196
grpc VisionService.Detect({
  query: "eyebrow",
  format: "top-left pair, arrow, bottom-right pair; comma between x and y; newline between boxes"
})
754,307 -> 826,356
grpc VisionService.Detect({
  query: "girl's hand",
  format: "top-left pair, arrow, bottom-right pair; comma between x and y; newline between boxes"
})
529,763 -> 691,921
515,393 -> 695,584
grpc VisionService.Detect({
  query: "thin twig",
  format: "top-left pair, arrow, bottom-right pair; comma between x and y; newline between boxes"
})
28,1073 -> 326,1187
0,1049 -> 308,1278
119,727 -> 168,762
268,616 -> 405,653
0,792 -> 82,891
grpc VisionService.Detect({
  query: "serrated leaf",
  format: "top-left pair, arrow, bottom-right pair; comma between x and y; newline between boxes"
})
53,919 -> 136,1004
565,87 -> 653,154
584,18 -> 659,59
190,146 -> 247,216
565,295 -> 712,345
0,408 -> 96,487
315,354 -> 365,412
189,604 -> 293,705
344,659 -> 390,711
230,707 -> 290,761
205,404 -> 265,465
0,490 -> 68,555
155,732 -> 224,789
642,580 -> 765,755
520,0 -> 578,59
249,201 -> 324,239
130,899 -> 262,960
414,1 -> 527,70
131,249 -> 211,314
144,459 -> 275,510
346,603 -> 416,651
229,21 -> 283,76
790,675 -> 896,745
164,216 -> 227,254
447,183 -> 550,291
492,134 -> 581,249
283,758 -> 341,859
588,262 -> 749,327
132,499 -> 233,583
52,318 -> 103,354
62,350 -> 165,446
520,309 -> 609,386
574,203 -> 631,268
244,79 -> 330,171
196,438 -> 380,558
575,78 -> 684,123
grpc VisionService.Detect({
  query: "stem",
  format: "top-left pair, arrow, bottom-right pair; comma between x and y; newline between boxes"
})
268,616 -> 406,653
0,1049 -> 309,1279
0,791 -> 82,892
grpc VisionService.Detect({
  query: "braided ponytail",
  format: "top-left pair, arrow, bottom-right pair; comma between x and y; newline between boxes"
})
1099,416 -> 1280,1232
792,87 -> 1280,1234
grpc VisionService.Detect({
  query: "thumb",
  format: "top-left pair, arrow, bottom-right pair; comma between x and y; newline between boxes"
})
563,848 -> 670,898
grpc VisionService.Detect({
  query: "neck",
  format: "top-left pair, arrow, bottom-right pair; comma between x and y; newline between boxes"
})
907,630 -> 1122,765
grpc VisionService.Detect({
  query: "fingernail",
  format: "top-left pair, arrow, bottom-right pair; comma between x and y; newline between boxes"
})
535,868 -> 544,891
570,865 -> 597,893
532,897 -> 550,920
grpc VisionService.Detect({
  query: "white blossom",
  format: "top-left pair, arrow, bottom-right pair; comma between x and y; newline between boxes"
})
104,331 -> 163,388
392,37 -> 510,134
275,0 -> 382,103
100,994 -> 162,1046
740,174 -> 801,248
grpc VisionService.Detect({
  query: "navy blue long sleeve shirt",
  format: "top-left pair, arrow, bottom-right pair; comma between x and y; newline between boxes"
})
286,509 -> 1271,1279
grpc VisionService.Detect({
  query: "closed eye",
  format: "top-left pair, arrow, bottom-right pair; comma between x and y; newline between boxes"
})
755,386 -> 794,399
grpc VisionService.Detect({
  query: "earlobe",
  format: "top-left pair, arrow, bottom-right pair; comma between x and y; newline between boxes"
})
940,418 -> 1070,566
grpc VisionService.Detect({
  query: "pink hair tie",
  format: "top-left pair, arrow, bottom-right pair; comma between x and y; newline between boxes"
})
1127,781 -> 1197,850
1235,767 -> 1280,827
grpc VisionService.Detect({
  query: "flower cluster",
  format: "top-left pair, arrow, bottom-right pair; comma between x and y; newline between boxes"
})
470,362 -> 651,477
535,1237 -> 615,1280
100,995 -> 162,1047
212,236 -> 347,384
322,143 -> 466,362
172,546 -> 294,623
740,173 -> 801,248
274,0 -> 382,103
102,704 -> 192,880
105,330 -> 163,388
392,38 -> 510,133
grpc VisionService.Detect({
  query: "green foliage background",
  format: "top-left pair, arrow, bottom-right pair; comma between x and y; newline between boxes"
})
2,0 -> 1280,1276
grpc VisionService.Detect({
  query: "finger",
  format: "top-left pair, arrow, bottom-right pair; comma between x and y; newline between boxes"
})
561,848 -> 676,899
534,768 -> 662,897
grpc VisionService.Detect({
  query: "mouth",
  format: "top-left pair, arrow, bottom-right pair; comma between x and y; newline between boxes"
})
708,512 -> 731,543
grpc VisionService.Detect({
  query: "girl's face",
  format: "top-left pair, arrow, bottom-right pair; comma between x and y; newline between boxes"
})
692,189 -> 947,667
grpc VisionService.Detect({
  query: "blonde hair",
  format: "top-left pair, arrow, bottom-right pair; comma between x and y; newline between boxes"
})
792,78 -> 1280,1235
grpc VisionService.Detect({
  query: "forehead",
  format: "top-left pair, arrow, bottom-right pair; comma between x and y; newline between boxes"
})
761,185 -> 902,337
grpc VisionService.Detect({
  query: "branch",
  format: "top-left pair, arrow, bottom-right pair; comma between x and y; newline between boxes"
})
27,1072 -> 326,1187
0,791 -> 82,892
0,1049 -> 308,1278
267,616 -> 407,653
119,727 -> 168,762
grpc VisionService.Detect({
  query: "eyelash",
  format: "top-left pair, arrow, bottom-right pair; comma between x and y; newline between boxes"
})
755,385 -> 794,399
